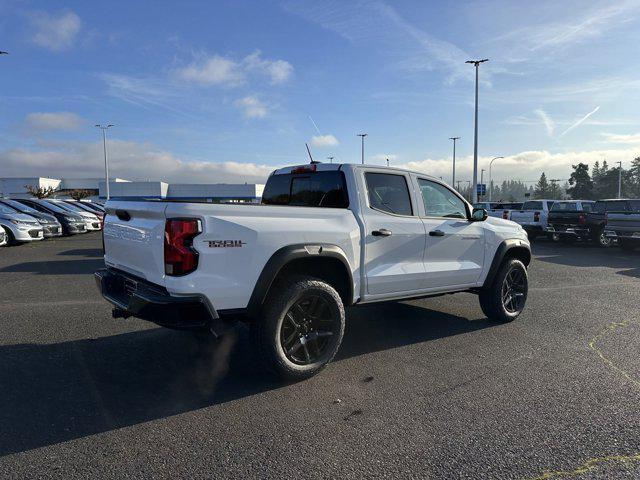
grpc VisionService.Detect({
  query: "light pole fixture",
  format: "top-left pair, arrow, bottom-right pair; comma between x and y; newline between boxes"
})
617,161 -> 623,198
357,133 -> 367,165
488,156 -> 504,201
95,124 -> 114,200
449,136 -> 460,188
465,58 -> 489,203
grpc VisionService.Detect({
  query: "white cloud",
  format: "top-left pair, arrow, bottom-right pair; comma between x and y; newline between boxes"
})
310,134 -> 339,147
0,140 -> 275,184
176,51 -> 293,87
178,55 -> 245,87
25,112 -> 84,131
601,132 -> 640,144
560,106 -> 600,136
243,51 -> 293,84
399,147 -> 640,184
234,96 -> 267,118
534,109 -> 555,136
30,11 -> 81,52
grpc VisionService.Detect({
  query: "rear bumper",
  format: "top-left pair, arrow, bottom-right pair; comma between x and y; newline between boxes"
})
546,226 -> 590,237
95,268 -> 222,331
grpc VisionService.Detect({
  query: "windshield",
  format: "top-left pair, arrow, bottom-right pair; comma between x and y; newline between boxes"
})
1,199 -> 39,214
0,204 -> 19,214
40,201 -> 72,214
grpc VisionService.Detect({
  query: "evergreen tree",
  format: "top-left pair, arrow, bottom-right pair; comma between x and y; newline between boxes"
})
534,172 -> 551,198
566,163 -> 594,199
629,157 -> 640,197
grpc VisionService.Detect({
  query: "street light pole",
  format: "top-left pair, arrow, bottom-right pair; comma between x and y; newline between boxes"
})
449,136 -> 460,188
617,161 -> 622,198
357,133 -> 367,165
488,156 -> 504,201
95,124 -> 114,200
466,58 -> 489,204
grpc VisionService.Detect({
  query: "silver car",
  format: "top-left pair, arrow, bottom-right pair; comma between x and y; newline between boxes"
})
0,203 -> 44,244
0,225 -> 7,247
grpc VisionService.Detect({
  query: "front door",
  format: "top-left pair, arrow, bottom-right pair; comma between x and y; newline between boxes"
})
416,178 -> 485,289
361,171 -> 427,295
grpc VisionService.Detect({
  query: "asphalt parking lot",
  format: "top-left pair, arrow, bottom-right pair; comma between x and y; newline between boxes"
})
1,233 -> 639,479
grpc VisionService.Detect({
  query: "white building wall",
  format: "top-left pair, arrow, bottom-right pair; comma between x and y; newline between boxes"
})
0,177 -> 62,198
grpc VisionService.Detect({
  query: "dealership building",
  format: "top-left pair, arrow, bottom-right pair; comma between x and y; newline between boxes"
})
0,177 -> 265,203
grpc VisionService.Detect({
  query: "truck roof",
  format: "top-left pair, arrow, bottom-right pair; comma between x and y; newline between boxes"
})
272,163 -> 443,182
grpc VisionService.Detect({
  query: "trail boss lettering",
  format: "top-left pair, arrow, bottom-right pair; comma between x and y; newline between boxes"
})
208,240 -> 246,248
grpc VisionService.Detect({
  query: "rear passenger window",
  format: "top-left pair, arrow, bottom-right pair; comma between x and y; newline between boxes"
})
365,173 -> 413,216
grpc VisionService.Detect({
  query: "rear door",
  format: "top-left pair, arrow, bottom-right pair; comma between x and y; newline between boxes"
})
416,178 -> 485,288
103,201 -> 167,284
359,170 -> 427,295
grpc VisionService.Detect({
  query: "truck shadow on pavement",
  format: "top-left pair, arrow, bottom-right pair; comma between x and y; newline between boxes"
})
533,243 -> 640,279
0,259 -> 105,275
0,303 -> 493,456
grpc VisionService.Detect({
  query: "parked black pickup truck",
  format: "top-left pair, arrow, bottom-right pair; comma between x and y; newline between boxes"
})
604,199 -> 640,250
588,199 -> 640,247
546,200 -> 594,244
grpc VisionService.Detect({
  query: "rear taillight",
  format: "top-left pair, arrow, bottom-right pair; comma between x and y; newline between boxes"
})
502,210 -> 509,219
579,213 -> 586,225
164,219 -> 201,276
534,211 -> 540,222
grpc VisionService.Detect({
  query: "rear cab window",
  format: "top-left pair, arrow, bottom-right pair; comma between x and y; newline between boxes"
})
522,201 -> 543,211
551,202 -> 577,212
262,170 -> 349,208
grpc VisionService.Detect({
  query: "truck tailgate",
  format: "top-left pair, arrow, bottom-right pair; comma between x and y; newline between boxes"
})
103,201 -> 167,285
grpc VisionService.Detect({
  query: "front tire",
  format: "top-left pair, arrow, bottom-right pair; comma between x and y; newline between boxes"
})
251,276 -> 345,381
479,258 -> 528,323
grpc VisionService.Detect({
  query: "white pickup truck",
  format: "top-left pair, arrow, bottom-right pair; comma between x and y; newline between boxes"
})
96,163 -> 531,379
509,199 -> 556,240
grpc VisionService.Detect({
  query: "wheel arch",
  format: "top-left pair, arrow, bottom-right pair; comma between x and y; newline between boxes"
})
482,239 -> 531,289
247,244 -> 355,319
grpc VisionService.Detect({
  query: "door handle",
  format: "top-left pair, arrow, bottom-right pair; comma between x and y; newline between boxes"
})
372,228 -> 392,237
429,230 -> 445,237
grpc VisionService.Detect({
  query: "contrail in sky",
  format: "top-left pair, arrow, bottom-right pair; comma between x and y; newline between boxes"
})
560,106 -> 600,136
308,115 -> 322,134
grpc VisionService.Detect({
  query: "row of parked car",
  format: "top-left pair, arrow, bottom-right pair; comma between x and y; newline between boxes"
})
474,198 -> 640,250
0,198 -> 105,247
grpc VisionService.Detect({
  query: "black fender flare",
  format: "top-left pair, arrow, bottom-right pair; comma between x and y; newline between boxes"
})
246,243 -> 355,318
482,239 -> 531,289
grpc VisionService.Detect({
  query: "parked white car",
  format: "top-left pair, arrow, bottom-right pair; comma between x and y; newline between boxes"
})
45,200 -> 101,231
97,163 -> 531,380
0,203 -> 44,244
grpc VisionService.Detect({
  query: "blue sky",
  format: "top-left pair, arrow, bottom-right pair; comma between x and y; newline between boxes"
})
1,0 -> 639,184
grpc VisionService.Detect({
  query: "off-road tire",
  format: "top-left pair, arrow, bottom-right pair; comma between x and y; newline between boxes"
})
479,258 -> 528,323
251,276 -> 345,381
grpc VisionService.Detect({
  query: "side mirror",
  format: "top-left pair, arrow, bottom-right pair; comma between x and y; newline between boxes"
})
471,208 -> 488,221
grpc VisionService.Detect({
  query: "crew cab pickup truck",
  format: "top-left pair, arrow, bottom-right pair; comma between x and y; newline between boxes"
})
604,199 -> 640,250
509,200 -> 555,239
96,163 -> 531,379
546,200 -> 594,244
587,199 -> 638,247
474,202 -> 522,221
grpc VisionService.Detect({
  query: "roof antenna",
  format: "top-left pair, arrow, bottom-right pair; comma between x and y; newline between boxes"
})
306,143 -> 320,164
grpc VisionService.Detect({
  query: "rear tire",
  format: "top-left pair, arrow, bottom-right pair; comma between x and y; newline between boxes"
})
251,276 -> 345,381
594,229 -> 612,247
479,258 -> 528,323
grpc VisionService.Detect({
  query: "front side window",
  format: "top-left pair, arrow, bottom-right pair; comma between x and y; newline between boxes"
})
418,179 -> 467,219
365,173 -> 413,216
